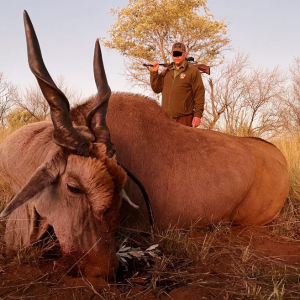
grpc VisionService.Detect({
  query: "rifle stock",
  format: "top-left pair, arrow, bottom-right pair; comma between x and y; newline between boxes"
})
194,64 -> 210,75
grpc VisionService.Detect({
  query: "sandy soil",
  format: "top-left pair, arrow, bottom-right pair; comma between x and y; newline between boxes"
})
0,224 -> 300,300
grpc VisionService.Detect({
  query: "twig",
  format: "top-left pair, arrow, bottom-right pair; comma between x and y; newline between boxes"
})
2,273 -> 49,299
81,277 -> 105,300
56,237 -> 102,284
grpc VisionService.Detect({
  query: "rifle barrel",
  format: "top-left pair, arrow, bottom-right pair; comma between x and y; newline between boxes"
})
143,63 -> 166,67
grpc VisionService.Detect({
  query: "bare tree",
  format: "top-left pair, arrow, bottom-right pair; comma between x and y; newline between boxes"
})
14,75 -> 83,122
282,56 -> 300,133
238,67 -> 286,138
18,84 -> 49,121
203,52 -> 249,131
203,53 -> 286,139
0,71 -> 18,127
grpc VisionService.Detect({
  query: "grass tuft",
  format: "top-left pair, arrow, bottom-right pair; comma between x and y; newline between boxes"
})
0,128 -> 300,298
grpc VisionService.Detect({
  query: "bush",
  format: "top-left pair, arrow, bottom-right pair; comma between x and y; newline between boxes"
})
6,109 -> 38,130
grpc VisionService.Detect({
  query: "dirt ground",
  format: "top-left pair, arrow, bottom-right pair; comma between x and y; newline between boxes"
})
0,223 -> 300,300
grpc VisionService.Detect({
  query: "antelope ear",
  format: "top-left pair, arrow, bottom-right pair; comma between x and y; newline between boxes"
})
0,151 -> 67,218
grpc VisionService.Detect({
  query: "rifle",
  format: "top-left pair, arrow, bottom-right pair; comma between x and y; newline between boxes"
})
143,57 -> 210,75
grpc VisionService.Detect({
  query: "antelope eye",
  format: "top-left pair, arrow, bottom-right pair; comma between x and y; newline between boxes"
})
67,183 -> 82,194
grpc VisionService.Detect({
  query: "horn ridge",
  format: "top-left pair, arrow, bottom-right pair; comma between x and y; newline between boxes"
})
93,38 -> 111,94
87,39 -> 111,125
87,39 -> 114,157
23,10 -> 70,112
23,11 -> 90,156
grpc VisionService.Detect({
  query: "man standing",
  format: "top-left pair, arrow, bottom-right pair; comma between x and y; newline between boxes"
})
150,42 -> 205,127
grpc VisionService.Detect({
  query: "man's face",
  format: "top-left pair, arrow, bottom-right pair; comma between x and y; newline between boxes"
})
172,51 -> 187,67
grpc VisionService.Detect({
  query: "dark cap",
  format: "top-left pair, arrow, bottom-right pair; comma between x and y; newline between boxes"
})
172,42 -> 186,53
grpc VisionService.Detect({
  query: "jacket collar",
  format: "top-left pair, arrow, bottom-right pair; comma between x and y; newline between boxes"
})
168,61 -> 188,71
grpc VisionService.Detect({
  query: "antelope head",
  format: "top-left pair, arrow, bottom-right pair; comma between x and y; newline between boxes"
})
0,11 -> 126,281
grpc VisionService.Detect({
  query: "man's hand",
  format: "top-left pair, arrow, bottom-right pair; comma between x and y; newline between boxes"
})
150,61 -> 159,72
192,117 -> 201,128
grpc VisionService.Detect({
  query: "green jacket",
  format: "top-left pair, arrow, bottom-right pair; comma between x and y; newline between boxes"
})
150,62 -> 205,118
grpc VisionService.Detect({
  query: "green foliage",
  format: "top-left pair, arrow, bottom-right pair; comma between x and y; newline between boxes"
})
6,108 -> 41,130
102,0 -> 230,87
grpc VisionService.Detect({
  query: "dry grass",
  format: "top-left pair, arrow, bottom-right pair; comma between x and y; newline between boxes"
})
274,133 -> 300,203
0,130 -> 300,299
110,222 -> 300,299
0,176 -> 14,213
0,205 -> 300,299
271,133 -> 300,240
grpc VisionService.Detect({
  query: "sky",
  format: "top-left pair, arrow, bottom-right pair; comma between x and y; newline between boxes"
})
0,0 -> 300,99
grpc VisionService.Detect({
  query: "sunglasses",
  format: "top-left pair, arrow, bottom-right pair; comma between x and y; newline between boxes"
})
173,51 -> 183,57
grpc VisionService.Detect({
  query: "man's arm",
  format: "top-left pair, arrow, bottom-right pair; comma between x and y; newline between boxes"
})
191,69 -> 205,126
150,61 -> 164,94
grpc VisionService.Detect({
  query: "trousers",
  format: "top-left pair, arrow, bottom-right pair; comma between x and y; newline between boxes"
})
173,114 -> 193,127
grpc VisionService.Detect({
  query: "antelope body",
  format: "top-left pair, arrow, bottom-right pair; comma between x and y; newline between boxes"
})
0,11 -> 289,283
73,94 -> 289,229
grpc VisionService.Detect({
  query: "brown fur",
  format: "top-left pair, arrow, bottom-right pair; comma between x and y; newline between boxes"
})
0,10 -> 289,281
0,121 -> 126,280
72,93 -> 289,229
0,10 -> 132,282
0,90 -> 289,281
